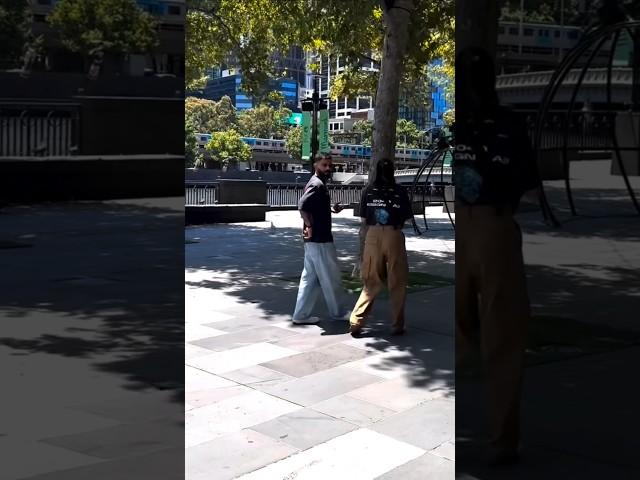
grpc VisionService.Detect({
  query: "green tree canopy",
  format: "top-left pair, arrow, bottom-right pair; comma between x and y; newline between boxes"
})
395,119 -> 422,147
238,104 -> 292,139
0,0 -> 31,68
285,126 -> 303,162
185,96 -> 238,133
48,0 -> 158,56
354,118 -> 422,147
205,130 -> 252,168
185,119 -> 201,168
187,0 -> 454,177
443,109 -> 455,127
353,120 -> 373,146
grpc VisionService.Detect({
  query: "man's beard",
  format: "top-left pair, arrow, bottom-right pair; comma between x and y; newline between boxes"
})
316,170 -> 332,182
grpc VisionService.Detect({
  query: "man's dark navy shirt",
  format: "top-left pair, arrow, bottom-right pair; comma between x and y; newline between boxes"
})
298,175 -> 333,243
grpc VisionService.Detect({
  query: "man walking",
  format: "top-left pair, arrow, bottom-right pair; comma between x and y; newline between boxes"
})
292,154 -> 350,324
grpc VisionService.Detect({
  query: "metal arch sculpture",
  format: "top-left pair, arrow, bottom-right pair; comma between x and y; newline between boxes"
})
409,146 -> 455,235
534,17 -> 640,226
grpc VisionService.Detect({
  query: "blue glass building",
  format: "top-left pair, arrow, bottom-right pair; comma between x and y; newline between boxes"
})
200,74 -> 299,111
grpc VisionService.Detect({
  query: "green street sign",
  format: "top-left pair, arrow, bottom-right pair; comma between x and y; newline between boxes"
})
301,112 -> 312,160
613,30 -> 633,66
319,109 -> 330,153
287,113 -> 303,125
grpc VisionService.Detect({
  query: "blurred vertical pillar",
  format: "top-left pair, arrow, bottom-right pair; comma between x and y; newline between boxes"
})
456,0 -> 499,60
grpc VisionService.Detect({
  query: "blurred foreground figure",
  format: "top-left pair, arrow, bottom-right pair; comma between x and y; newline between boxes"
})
454,46 -> 540,465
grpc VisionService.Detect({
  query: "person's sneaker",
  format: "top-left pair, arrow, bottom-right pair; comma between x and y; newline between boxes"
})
390,327 -> 406,336
349,324 -> 363,337
292,316 -> 321,325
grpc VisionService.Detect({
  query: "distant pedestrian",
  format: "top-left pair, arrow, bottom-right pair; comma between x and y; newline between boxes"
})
292,154 -> 350,324
349,158 -> 414,337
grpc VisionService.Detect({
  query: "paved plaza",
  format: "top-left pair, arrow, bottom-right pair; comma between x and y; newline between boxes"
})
1,198 -> 184,479
185,207 -> 456,479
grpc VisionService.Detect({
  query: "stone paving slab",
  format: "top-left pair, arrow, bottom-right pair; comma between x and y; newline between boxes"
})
22,447 -> 184,480
40,417 -> 183,459
348,376 -> 450,412
250,408 -> 358,450
375,452 -> 454,480
236,429 -> 426,480
191,325 -> 298,352
218,364 -> 296,390
270,328 -> 350,351
369,398 -> 455,451
259,366 -> 384,407
186,430 -> 299,480
186,324 -> 226,342
185,390 -> 302,449
310,395 -> 397,427
0,439 -> 102,480
186,208 -> 455,479
260,342 -> 371,377
186,343 -> 299,375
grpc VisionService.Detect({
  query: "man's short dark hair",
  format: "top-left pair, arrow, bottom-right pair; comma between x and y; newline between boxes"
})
314,153 -> 332,163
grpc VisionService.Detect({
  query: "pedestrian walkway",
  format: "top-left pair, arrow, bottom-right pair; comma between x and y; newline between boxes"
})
0,198 -> 184,480
185,207 -> 455,479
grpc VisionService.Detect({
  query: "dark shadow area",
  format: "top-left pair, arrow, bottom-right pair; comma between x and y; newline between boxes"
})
185,214 -> 454,396
0,199 -> 185,402
456,203 -> 640,478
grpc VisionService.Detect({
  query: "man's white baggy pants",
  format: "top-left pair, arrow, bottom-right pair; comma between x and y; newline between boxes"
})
293,242 -> 347,321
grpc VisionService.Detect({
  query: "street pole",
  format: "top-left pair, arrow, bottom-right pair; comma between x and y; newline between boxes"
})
519,0 -> 525,55
633,27 -> 640,111
559,0 -> 565,62
311,76 -> 319,162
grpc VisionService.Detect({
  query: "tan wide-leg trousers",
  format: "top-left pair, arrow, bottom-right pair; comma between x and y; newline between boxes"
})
350,226 -> 408,330
456,205 -> 530,452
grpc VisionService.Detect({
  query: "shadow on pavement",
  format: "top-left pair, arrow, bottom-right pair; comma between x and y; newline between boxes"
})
456,182 -> 640,478
0,200 -> 185,401
186,216 -> 455,396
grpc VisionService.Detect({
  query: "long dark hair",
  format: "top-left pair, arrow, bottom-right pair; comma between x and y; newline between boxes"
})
373,158 -> 396,187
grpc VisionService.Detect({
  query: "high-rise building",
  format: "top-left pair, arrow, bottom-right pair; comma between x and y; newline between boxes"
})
311,52 -> 447,131
197,72 -> 299,111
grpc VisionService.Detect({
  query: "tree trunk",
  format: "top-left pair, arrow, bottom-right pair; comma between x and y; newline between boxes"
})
371,0 -> 414,183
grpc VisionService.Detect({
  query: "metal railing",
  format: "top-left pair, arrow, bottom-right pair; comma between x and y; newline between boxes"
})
521,110 -> 616,151
0,102 -> 80,156
267,184 -> 364,207
185,183 -> 218,205
184,182 -> 437,208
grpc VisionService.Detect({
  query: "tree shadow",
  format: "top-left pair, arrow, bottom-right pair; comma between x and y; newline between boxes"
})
457,185 -> 640,478
0,199 -> 185,402
185,213 -> 455,397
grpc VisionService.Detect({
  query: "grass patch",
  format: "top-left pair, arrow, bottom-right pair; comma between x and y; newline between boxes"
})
277,271 -> 453,297
341,271 -> 453,295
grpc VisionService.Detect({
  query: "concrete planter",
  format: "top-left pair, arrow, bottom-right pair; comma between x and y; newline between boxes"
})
443,185 -> 455,213
537,150 -> 579,181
